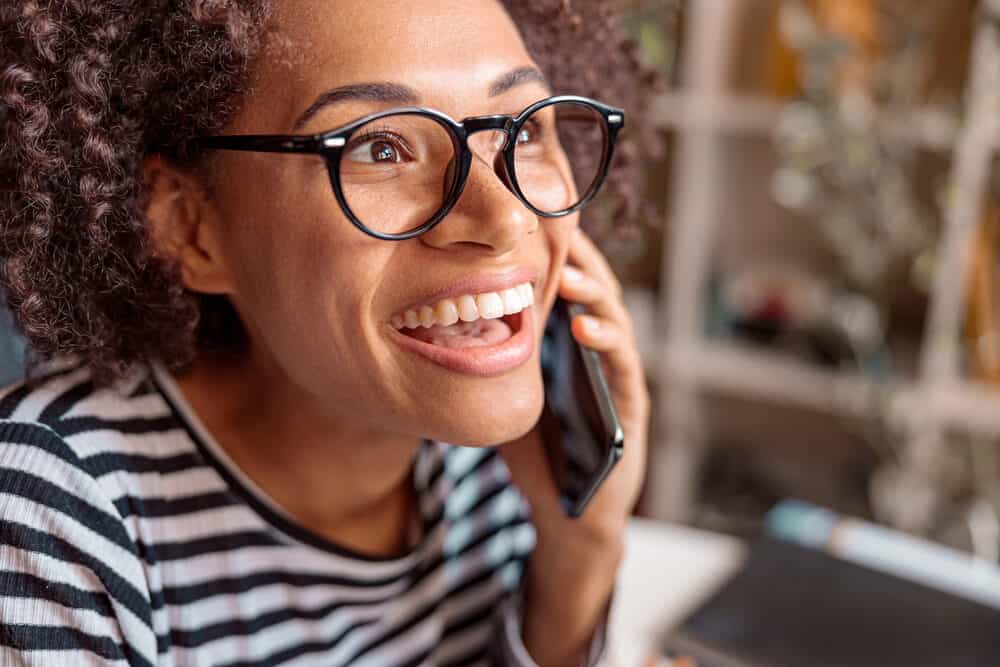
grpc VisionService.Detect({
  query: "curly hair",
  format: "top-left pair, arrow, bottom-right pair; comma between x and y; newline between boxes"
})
0,0 -> 658,381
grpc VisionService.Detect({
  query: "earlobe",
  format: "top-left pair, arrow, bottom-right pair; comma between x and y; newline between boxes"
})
143,155 -> 234,295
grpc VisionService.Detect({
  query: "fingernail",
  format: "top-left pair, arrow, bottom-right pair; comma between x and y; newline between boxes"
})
579,315 -> 602,334
563,265 -> 584,283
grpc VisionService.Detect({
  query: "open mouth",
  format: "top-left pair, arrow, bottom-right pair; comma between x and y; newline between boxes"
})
388,280 -> 536,376
400,311 -> 524,348
391,282 -> 533,349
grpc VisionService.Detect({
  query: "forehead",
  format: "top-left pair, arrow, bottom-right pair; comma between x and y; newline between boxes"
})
239,0 -> 539,131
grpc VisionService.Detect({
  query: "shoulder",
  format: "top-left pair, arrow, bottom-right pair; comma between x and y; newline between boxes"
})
0,365 -> 119,494
0,362 -> 152,510
0,366 -> 159,655
0,363 -> 181,535
0,369 -> 156,665
0,361 -> 184,468
0,363 -> 164,434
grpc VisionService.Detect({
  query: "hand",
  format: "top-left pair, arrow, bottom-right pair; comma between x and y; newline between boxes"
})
500,229 -> 650,666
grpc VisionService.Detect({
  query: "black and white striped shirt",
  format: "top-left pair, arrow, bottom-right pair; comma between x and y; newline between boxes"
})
0,364 -> 605,665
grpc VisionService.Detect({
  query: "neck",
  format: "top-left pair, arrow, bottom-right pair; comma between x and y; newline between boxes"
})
171,347 -> 423,558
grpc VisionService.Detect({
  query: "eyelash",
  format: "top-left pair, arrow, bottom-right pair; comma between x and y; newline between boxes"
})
347,125 -> 409,151
334,115 -> 551,161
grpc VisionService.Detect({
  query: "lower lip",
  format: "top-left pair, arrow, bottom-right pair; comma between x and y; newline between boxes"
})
388,308 -> 535,377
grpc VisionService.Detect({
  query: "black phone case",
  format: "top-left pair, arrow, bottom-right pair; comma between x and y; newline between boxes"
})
541,298 -> 624,518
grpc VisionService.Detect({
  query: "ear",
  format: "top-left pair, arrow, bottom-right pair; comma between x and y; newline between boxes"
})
143,155 -> 234,295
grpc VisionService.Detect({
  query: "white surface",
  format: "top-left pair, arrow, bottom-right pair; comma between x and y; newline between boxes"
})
608,518 -> 746,667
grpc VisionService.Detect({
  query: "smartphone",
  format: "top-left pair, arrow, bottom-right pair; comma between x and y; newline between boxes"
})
539,297 -> 624,518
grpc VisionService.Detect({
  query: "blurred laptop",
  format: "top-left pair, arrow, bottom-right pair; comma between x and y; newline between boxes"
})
664,537 -> 1000,667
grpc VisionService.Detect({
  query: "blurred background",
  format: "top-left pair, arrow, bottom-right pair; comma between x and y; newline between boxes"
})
607,0 -> 1000,555
601,2 -> 1000,662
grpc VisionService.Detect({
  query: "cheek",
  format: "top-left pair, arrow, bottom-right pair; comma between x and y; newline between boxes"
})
236,219 -> 386,339
538,216 -> 577,309
214,162 -> 390,362
217,155 -> 354,302
227,218 -> 409,416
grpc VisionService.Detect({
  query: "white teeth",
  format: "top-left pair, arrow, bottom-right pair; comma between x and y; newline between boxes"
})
517,283 -> 534,305
476,293 -> 504,319
500,288 -> 522,315
393,281 -> 534,330
457,295 -> 479,322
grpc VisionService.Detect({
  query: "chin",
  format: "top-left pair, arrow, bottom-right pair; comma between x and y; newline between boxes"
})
422,376 -> 544,447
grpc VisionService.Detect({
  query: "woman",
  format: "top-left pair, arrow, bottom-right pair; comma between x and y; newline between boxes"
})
0,1 -> 650,664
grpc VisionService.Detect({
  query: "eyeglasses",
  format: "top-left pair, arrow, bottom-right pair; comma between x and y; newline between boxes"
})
197,95 -> 624,240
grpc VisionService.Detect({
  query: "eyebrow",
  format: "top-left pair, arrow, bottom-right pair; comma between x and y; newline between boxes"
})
293,82 -> 418,131
293,66 -> 550,132
488,66 -> 549,97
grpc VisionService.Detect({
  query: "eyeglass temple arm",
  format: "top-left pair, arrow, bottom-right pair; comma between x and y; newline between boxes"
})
196,133 -> 345,154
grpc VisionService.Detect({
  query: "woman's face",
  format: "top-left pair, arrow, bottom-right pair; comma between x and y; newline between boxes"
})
202,0 -> 577,445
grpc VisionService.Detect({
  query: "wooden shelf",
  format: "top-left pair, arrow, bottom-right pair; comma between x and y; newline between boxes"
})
890,380 -> 1000,436
649,91 -> 966,151
650,92 -> 783,135
665,340 -> 890,419
659,338 -> 1000,434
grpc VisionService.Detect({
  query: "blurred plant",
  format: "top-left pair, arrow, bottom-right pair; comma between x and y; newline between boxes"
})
770,1 -> 1000,556
771,0 -> 951,297
621,0 -> 684,77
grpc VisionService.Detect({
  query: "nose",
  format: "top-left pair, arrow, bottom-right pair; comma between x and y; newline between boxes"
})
419,138 -> 538,255
467,129 -> 508,161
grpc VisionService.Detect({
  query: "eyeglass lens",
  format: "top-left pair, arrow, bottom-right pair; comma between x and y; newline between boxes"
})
512,101 -> 607,216
336,101 -> 608,236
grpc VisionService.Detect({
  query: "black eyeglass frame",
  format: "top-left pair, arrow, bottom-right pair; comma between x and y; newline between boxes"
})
197,95 -> 625,241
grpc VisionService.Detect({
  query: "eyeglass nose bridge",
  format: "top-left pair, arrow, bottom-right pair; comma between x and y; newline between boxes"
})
462,115 -> 515,150
455,114 -> 519,196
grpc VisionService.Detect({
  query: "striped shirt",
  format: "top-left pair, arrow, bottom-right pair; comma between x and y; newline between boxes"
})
0,364 -> 606,665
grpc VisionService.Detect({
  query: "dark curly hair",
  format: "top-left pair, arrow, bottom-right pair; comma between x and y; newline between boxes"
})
0,0 -> 659,381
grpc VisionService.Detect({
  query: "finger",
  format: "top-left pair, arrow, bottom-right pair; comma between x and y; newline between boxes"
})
573,313 -> 645,390
571,314 -> 625,352
572,314 -> 643,382
566,230 -> 622,298
558,265 -> 605,302
560,266 -> 634,337
567,230 -> 618,288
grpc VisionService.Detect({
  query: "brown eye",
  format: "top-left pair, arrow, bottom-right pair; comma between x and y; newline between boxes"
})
346,135 -> 406,164
370,141 -> 399,163
516,125 -> 537,145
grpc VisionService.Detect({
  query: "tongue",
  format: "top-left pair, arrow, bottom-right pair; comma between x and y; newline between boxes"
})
406,318 -> 513,348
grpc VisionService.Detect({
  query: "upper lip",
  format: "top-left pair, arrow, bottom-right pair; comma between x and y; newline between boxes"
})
391,266 -> 540,319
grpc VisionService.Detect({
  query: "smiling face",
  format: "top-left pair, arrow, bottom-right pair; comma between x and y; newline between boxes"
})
193,0 -> 580,445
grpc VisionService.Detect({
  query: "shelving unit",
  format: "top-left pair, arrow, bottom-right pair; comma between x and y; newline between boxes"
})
645,0 -> 1000,524
649,92 -> 961,149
